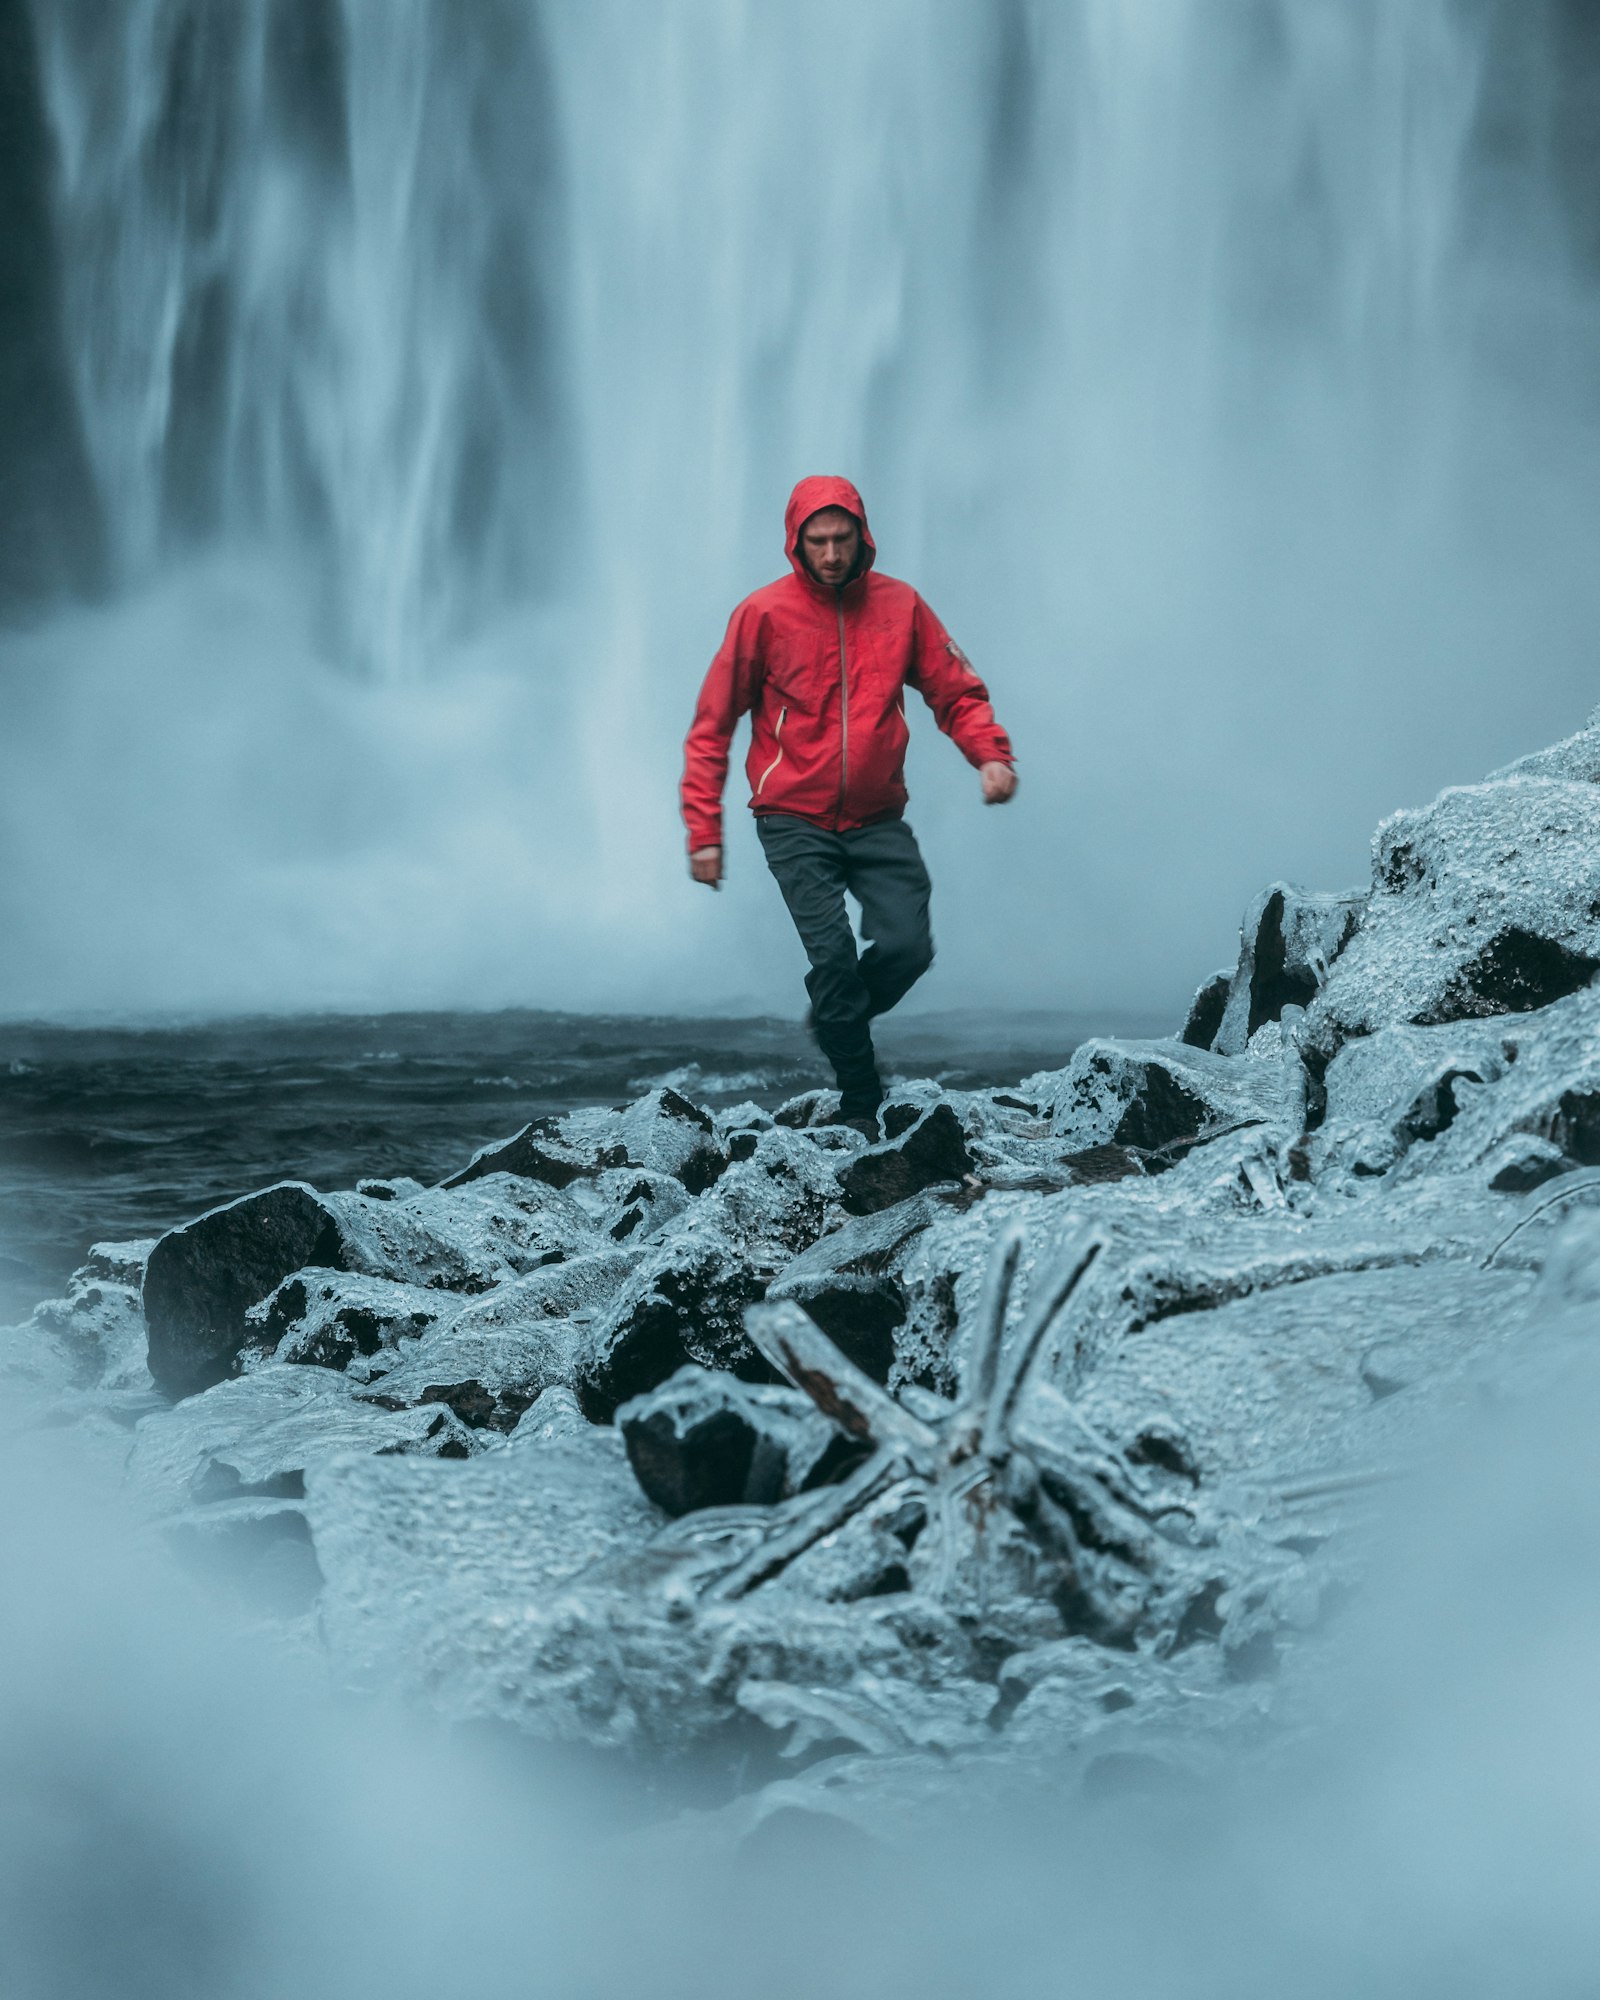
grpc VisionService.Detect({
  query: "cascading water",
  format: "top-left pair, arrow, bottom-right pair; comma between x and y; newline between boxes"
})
3,1 -> 1598,1015
30,0 -> 567,677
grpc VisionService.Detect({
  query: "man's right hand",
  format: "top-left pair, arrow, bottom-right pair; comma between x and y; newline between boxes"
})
689,846 -> 723,888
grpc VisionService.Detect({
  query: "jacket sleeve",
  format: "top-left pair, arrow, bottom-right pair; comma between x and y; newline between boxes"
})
907,595 -> 1014,769
681,600 -> 763,851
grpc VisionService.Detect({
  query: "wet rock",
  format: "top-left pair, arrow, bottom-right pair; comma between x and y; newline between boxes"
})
144,1183 -> 347,1399
579,1228 -> 767,1421
615,1087 -> 729,1194
1061,1143 -> 1146,1185
1305,774 -> 1600,1060
1212,883 -> 1365,1056
837,1104 -> 973,1216
617,1364 -> 842,1515
144,1177 -> 607,1397
1022,1040 -> 1282,1162
247,1271 -> 450,1371
442,1117 -> 611,1191
769,1199 -> 937,1384
1179,969 -> 1232,1050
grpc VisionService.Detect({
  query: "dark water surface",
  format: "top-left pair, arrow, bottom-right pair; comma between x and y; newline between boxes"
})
0,1007 -> 1160,1322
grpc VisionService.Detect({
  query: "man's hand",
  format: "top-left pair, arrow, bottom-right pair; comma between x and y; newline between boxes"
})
689,845 -> 723,888
980,761 -> 1018,805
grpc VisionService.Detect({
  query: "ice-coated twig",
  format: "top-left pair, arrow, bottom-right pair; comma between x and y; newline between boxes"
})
979,1231 -> 1102,1464
965,1221 -> 1028,1415
1481,1169 -> 1600,1267
744,1298 -> 941,1471
705,1450 -> 907,1601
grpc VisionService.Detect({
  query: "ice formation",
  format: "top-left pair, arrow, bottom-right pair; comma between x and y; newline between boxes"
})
6,712 -> 1600,1832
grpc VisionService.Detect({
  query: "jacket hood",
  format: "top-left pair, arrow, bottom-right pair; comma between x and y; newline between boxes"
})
785,474 -> 876,585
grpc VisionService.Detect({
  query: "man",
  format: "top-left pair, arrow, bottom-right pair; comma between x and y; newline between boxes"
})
682,474 -> 1017,1133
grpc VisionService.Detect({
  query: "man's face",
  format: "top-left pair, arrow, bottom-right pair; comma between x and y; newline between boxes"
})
800,507 -> 861,587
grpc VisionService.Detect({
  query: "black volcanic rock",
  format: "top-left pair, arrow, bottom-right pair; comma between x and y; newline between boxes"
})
617,1364 -> 840,1515
144,1183 -> 347,1398
578,1229 -> 767,1421
837,1104 -> 973,1216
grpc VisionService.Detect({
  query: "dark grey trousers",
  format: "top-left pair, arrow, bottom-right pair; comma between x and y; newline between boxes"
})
756,813 -> 934,1114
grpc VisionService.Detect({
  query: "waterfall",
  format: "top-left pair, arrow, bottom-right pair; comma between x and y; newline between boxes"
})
30,0 -> 567,677
5,1 -> 1600,1017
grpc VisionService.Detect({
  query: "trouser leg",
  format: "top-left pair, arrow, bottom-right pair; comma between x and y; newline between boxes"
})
756,815 -> 882,1112
844,818 -> 935,1020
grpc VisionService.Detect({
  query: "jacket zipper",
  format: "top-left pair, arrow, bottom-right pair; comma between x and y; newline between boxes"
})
835,596 -> 849,824
755,706 -> 787,795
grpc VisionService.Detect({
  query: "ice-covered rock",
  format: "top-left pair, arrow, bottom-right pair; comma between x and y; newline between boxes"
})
307,1416 -> 664,1724
442,1117 -> 614,1191
126,1363 -> 478,1516
246,1270 -> 452,1370
691,1125 -> 849,1262
1210,883 -> 1366,1056
836,1103 -> 973,1215
1304,775 -> 1600,1061
575,1166 -> 692,1243
616,1364 -> 845,1514
144,1175 -> 605,1397
768,1198 -> 939,1384
1022,1038 -> 1291,1161
578,1225 -> 768,1420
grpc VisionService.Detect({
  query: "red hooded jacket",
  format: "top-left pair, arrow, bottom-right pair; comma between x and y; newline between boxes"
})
681,475 -> 1014,852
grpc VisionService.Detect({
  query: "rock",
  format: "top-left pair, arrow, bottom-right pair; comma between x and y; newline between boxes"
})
306,1416 -> 663,1730
773,1089 -> 841,1129
1179,969 -> 1232,1049
365,1319 -> 563,1432
617,1364 -> 844,1515
127,1364 -> 479,1514
1304,775 -> 1600,1062
694,1126 -> 847,1262
1211,884 -> 1365,1056
144,1183 -> 347,1399
1061,1143 -> 1146,1185
574,1167 -> 692,1244
1022,1040 -> 1284,1162
1489,707 -> 1600,785
247,1271 -> 451,1371
144,1177 -> 607,1398
442,1120 -> 608,1191
615,1087 -> 729,1194
578,1227 -> 767,1420
461,1088 -> 729,1196
769,1198 -> 937,1384
1314,1018 -> 1514,1181
837,1104 -> 973,1216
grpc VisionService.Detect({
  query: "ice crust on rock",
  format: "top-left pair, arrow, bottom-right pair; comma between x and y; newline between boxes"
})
22,717 -> 1600,1810
143,1174 -> 606,1396
1210,882 -> 1366,1056
1304,776 -> 1600,1059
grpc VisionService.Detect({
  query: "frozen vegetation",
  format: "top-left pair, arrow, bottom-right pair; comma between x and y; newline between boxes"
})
6,715 -> 1600,1853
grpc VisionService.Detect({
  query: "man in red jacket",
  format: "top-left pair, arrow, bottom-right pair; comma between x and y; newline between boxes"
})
682,475 -> 1017,1131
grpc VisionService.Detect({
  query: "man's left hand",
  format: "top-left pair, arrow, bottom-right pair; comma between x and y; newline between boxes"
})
980,761 -> 1018,805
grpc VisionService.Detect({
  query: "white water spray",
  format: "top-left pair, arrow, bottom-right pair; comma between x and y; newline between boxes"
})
4,1 -> 1598,1016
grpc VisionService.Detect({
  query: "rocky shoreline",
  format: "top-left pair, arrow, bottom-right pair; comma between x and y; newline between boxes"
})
7,713 -> 1600,1834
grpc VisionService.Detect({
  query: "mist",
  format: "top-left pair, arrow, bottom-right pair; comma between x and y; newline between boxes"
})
3,0 -> 1600,1023
6,1218 -> 1600,1998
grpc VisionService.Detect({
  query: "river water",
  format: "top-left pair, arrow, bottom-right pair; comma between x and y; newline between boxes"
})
0,1005 -> 1146,1323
